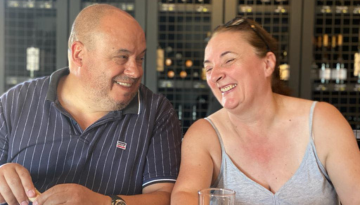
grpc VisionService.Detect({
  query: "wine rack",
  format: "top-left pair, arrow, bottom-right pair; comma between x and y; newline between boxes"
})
238,0 -> 291,81
2,0 -> 358,134
312,0 -> 360,129
4,0 -> 57,91
157,0 -> 212,134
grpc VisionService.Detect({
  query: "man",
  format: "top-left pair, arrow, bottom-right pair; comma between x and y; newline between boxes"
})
0,4 -> 181,205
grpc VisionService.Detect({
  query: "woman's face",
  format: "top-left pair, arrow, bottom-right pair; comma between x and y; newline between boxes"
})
204,31 -> 271,111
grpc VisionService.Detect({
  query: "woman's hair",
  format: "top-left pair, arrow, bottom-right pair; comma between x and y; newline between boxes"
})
211,17 -> 291,96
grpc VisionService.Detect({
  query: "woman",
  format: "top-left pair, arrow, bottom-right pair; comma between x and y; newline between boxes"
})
171,17 -> 360,204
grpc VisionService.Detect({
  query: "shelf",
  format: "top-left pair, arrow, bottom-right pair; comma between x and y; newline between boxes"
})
82,2 -> 134,11
238,5 -> 290,13
7,0 -> 56,9
159,3 -> 211,12
313,83 -> 360,92
158,79 -> 208,89
316,5 -> 360,14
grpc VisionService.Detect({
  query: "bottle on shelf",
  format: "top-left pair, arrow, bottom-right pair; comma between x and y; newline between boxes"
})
192,105 -> 196,121
311,36 -> 319,81
354,32 -> 360,91
334,62 -> 341,84
329,34 -> 337,86
332,34 -> 346,91
319,61 -> 331,84
340,63 -> 347,84
317,34 -> 331,91
311,60 -> 319,81
178,105 -> 182,120
26,47 -> 40,78
180,70 -> 187,79
354,50 -> 360,91
201,68 -> 207,81
157,46 -> 165,72
333,62 -> 347,91
279,47 -> 289,81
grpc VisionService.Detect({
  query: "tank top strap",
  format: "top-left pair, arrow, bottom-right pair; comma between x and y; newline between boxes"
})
308,101 -> 332,182
204,117 -> 226,187
205,117 -> 225,152
309,101 -> 318,141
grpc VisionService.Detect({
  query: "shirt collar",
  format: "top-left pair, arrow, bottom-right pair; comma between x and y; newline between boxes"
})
123,91 -> 141,115
45,67 -> 140,115
45,67 -> 68,102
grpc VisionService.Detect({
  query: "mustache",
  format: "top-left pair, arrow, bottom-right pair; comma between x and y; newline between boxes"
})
113,76 -> 139,83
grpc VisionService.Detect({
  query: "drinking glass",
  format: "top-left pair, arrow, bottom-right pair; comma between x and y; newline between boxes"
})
198,188 -> 235,205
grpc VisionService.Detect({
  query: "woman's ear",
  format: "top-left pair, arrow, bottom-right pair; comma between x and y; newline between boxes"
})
264,52 -> 276,77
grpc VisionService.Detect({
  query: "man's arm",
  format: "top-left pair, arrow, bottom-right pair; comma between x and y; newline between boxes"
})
33,183 -> 174,205
0,163 -> 38,205
0,97 -> 8,165
0,94 -> 39,204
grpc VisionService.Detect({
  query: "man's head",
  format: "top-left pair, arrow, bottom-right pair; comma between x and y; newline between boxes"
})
67,4 -> 146,111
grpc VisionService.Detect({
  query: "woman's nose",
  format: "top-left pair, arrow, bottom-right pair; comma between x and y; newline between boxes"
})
210,67 -> 224,83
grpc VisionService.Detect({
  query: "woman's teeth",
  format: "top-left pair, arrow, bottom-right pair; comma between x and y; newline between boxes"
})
220,84 -> 237,92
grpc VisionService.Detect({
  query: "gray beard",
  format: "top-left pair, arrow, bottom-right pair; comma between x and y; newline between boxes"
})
114,91 -> 137,111
86,89 -> 137,112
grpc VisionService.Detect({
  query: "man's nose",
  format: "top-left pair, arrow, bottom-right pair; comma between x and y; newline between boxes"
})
124,60 -> 143,79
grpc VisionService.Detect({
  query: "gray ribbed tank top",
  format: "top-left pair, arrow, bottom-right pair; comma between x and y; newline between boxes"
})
205,102 -> 338,205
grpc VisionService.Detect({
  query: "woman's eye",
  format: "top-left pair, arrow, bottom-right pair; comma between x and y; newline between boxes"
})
226,59 -> 234,63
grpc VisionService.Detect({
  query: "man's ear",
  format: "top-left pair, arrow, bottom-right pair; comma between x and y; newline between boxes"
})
264,52 -> 276,77
71,41 -> 85,68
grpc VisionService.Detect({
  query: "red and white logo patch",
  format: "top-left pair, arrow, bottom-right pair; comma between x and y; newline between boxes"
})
116,141 -> 127,150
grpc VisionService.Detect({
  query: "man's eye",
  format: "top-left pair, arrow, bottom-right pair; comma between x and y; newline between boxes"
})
114,56 -> 128,64
206,67 -> 213,72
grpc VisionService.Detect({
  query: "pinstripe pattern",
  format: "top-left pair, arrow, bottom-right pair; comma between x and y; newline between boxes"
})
0,68 -> 182,196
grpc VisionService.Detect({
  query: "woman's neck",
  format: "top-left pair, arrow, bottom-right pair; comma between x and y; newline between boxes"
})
227,92 -> 281,139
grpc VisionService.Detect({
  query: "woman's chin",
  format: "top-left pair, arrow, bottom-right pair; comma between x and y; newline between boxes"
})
221,100 -> 240,110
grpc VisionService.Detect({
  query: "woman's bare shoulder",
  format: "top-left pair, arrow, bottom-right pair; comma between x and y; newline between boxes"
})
182,113 -> 225,156
274,95 -> 315,118
313,101 -> 352,133
184,118 -> 218,140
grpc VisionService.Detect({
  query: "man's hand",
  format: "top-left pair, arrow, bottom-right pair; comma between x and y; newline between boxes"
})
0,163 -> 37,205
33,184 -> 110,205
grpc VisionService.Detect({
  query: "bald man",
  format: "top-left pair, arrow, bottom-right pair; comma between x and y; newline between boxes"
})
0,4 -> 181,205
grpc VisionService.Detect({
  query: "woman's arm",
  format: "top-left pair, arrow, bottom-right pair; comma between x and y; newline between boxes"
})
171,119 -> 220,205
313,102 -> 360,204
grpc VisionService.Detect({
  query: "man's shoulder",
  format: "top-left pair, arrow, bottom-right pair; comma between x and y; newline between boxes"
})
1,76 -> 50,103
6,76 -> 49,93
139,84 -> 169,104
138,84 -> 175,114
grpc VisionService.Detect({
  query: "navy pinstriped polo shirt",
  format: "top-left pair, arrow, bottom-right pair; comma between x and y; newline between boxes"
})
0,68 -> 182,196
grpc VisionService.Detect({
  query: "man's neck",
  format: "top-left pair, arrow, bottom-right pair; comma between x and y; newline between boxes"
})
57,75 -> 109,130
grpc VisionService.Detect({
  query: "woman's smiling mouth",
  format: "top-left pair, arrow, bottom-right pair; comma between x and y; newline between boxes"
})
220,84 -> 237,93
